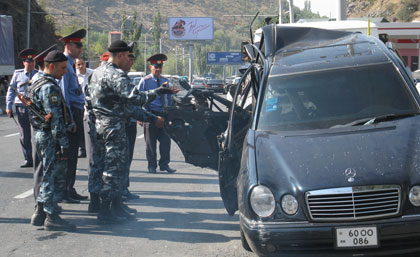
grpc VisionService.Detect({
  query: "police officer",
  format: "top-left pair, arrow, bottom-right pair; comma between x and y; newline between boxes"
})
84,51 -> 110,213
59,29 -> 88,203
6,49 -> 38,168
27,50 -> 75,231
123,42 -> 140,200
89,40 -> 176,223
138,54 -> 176,174
31,44 -> 59,203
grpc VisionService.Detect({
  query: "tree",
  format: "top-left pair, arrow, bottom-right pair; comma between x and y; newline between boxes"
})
121,11 -> 143,71
152,11 -> 161,54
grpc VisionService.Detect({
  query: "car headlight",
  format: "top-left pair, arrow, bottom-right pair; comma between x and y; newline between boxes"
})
281,194 -> 299,215
250,185 -> 276,217
409,186 -> 420,206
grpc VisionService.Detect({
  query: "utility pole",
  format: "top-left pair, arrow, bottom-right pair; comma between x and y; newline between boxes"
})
279,0 -> 282,24
183,47 -> 185,75
175,47 -> 178,75
86,6 -> 90,65
188,43 -> 193,84
289,0 -> 294,23
144,33 -> 147,74
26,0 -> 31,48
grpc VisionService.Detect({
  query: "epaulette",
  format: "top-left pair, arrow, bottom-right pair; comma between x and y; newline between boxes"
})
143,75 -> 152,80
14,69 -> 25,73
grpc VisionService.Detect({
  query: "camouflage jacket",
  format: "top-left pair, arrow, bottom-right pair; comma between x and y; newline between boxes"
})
89,62 -> 155,120
26,73 -> 70,149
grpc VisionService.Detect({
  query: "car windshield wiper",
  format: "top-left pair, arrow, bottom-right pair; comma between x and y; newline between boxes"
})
331,113 -> 420,128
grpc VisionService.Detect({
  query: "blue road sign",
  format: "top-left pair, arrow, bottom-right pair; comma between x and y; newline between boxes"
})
207,52 -> 242,65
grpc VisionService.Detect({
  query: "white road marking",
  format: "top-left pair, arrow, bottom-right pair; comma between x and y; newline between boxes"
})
14,189 -> 33,199
137,134 -> 144,139
4,133 -> 20,138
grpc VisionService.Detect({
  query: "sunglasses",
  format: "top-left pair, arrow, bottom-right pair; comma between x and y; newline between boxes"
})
152,64 -> 163,68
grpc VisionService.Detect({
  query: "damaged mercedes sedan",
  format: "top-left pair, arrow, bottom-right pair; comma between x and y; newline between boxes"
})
163,25 -> 420,256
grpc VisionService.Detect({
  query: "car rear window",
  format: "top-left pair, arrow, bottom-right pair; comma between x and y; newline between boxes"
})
257,63 -> 418,131
208,80 -> 223,84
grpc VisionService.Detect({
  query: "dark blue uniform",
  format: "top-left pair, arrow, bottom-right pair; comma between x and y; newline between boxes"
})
138,74 -> 173,172
6,68 -> 38,166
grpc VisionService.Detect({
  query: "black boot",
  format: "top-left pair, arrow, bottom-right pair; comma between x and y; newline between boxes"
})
121,202 -> 137,214
97,199 -> 126,224
111,197 -> 136,220
44,213 -> 76,231
88,193 -> 100,213
31,202 -> 46,226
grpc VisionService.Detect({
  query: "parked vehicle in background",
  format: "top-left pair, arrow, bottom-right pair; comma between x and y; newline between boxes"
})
132,76 -> 142,86
191,78 -> 207,89
206,79 -> 225,93
127,71 -> 145,81
0,15 -> 15,96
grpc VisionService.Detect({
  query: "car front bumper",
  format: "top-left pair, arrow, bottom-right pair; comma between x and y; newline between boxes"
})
240,213 -> 420,257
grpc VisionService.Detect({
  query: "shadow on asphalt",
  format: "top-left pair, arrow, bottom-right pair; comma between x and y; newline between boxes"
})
51,209 -> 240,244
0,170 -> 33,179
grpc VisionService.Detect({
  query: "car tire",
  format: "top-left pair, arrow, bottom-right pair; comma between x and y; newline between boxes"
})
240,227 -> 252,252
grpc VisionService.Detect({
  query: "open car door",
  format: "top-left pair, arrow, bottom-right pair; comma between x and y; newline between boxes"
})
218,64 -> 261,215
163,81 -> 231,170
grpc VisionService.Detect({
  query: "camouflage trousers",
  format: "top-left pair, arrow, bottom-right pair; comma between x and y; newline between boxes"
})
34,130 -> 67,215
95,116 -> 128,201
84,111 -> 104,193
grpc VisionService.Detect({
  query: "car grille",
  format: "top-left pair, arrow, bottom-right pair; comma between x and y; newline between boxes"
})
306,185 -> 400,221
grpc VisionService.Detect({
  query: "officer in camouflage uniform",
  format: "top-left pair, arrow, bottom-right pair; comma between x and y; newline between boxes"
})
89,40 -> 176,223
84,51 -> 110,214
26,50 -> 75,231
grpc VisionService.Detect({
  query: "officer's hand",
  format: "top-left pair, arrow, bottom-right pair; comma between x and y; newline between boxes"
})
6,109 -> 12,118
138,121 -> 143,126
170,87 -> 180,94
71,120 -> 77,133
154,116 -> 165,128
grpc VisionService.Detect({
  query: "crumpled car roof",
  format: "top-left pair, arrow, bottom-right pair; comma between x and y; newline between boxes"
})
259,25 -> 391,76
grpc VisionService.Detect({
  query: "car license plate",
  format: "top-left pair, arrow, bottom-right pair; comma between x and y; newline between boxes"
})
335,226 -> 379,249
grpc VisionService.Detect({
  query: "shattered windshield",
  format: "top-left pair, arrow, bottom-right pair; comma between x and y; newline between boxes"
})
257,63 -> 418,131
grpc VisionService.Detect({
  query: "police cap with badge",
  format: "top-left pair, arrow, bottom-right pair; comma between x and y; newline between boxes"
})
59,29 -> 86,47
147,53 -> 167,68
18,48 -> 37,62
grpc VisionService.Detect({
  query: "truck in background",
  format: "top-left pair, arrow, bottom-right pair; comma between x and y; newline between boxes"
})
0,15 -> 15,96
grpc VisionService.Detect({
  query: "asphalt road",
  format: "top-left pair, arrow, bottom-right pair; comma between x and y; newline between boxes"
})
0,115 -> 254,257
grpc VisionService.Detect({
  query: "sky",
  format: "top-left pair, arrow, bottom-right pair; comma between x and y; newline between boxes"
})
293,0 -> 338,18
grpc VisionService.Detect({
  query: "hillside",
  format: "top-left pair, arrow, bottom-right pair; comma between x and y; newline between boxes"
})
42,0 -> 420,34
42,0 -> 280,34
347,0 -> 420,22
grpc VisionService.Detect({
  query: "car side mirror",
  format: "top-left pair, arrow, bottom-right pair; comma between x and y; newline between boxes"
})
241,41 -> 256,63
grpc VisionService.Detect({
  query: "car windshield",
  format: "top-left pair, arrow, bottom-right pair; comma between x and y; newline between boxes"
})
257,63 -> 419,131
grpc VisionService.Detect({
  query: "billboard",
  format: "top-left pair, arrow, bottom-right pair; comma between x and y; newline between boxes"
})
108,31 -> 122,46
169,17 -> 213,40
207,52 -> 242,65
